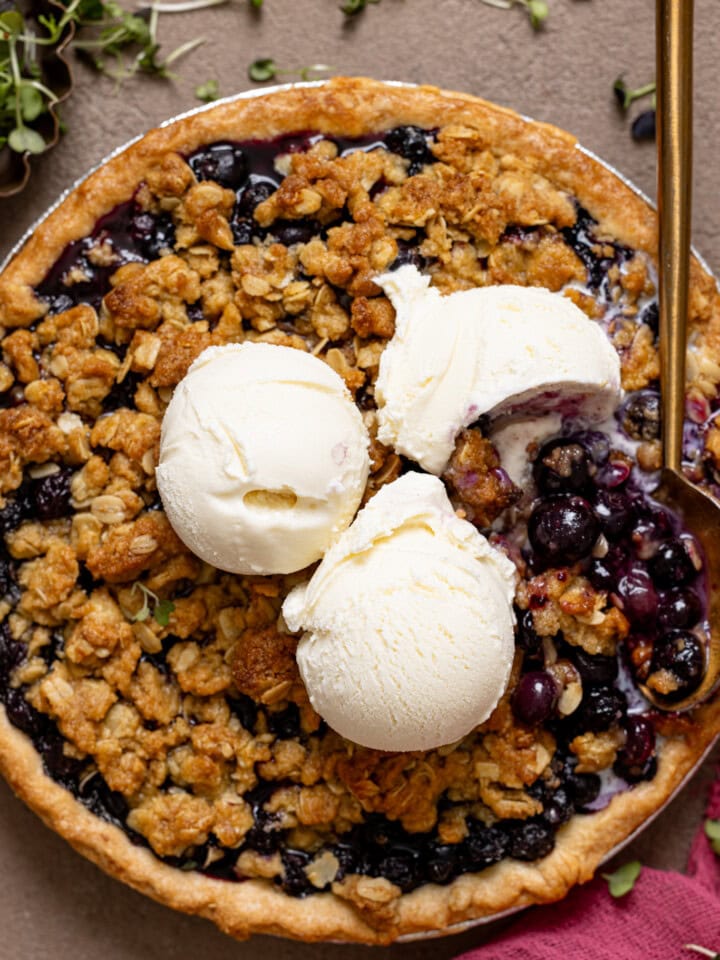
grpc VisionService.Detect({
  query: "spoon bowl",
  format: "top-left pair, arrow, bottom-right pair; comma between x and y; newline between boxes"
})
640,469 -> 720,711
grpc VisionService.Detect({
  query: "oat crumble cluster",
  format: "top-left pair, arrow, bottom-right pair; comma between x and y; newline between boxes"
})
0,120 -> 717,907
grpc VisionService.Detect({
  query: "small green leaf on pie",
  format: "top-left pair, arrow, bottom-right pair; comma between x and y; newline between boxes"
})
154,599 -> 175,627
602,860 -> 642,898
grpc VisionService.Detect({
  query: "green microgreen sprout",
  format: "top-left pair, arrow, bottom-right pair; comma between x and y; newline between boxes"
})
340,0 -> 381,15
130,582 -> 175,627
195,77 -> 219,101
479,0 -> 549,30
601,860 -> 642,898
72,2 -> 206,81
0,0 -> 217,156
704,818 -> 720,855
613,76 -> 656,111
248,58 -> 333,83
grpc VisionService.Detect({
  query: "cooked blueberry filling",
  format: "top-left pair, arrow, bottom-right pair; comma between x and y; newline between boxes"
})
3,128 -> 712,898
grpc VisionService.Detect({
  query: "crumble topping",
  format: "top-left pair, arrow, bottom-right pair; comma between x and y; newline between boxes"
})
0,117 -> 716,925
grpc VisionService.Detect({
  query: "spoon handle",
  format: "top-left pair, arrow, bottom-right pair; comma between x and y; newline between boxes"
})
657,0 -> 694,473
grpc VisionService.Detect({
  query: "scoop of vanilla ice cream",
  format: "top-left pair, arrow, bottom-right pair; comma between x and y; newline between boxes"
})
283,472 -> 516,752
375,265 -> 622,474
156,343 -> 370,575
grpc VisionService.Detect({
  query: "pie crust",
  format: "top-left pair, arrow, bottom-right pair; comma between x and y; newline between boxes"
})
0,78 -> 719,944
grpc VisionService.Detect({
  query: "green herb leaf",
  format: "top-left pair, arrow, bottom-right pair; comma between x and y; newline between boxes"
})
613,76 -> 656,111
19,85 -> 45,122
154,599 -> 175,627
8,126 -> 47,154
602,860 -> 642,898
248,57 -> 276,81
249,0 -> 263,7
705,818 -> 720,855
195,78 -> 219,102
0,10 -> 25,36
129,583 -> 175,625
340,0 -> 381,12
130,583 -> 152,622
526,0 -> 548,29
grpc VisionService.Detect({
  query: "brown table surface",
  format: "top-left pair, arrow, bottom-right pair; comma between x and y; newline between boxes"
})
2,0 -> 720,956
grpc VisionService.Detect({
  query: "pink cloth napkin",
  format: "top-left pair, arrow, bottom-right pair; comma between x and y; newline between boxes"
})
459,770 -> 720,959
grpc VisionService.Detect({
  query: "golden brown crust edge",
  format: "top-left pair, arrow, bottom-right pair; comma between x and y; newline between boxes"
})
1,697 -> 719,945
0,76 -> 719,944
1,76 -> 661,323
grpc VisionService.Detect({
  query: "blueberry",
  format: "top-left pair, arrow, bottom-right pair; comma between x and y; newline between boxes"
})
619,715 -> 655,767
189,142 -> 248,189
280,849 -> 314,896
235,177 -> 275,217
561,206 -> 619,291
657,589 -> 703,630
331,842 -> 359,881
649,630 -> 705,697
516,608 -> 542,653
3,686 -> 41,736
632,109 -> 656,142
621,390 -> 661,441
0,552 -> 14,596
588,549 -> 625,591
227,694 -> 258,732
33,468 -> 73,521
573,684 -> 626,733
640,301 -> 659,334
129,210 -> 176,260
568,647 -> 618,685
504,819 -> 555,861
0,623 -> 25,688
384,125 -> 435,174
79,773 -> 130,827
594,488 -> 634,540
617,564 -> 658,626
40,733 -> 86,786
229,216 -> 258,246
565,771 -> 601,809
0,488 -> 32,534
266,702 -> 301,739
542,787 -> 574,826
533,439 -> 591,495
104,371 -> 142,412
271,220 -> 317,246
650,538 -> 697,587
424,842 -> 459,885
244,823 -> 282,856
614,753 -> 657,784
376,847 -> 419,892
512,671 -> 558,725
390,241 -> 429,273
465,823 -> 507,867
528,495 -> 600,566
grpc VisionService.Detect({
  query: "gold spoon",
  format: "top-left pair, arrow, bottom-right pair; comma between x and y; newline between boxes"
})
639,0 -> 720,711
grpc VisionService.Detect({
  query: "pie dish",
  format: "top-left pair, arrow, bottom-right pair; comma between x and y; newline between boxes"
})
1,77 -> 720,944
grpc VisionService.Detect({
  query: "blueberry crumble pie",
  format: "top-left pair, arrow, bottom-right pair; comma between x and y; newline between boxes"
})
0,79 -> 719,943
